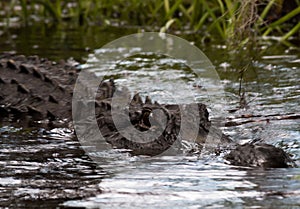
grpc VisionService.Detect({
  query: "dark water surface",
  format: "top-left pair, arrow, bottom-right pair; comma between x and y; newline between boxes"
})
0,24 -> 299,208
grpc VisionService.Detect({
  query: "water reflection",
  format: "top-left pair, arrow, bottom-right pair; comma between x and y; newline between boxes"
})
63,155 -> 300,208
64,40 -> 299,208
0,25 -> 299,208
0,126 -> 105,208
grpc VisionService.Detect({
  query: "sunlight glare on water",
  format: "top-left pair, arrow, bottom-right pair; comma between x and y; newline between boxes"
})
63,154 -> 300,208
63,44 -> 300,208
0,25 -> 299,208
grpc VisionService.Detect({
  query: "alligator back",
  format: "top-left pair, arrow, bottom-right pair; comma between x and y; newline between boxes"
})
0,54 -> 292,168
0,54 -> 77,126
0,54 -> 229,155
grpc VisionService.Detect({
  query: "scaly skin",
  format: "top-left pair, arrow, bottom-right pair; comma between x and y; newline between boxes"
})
0,54 -> 293,168
0,53 -> 76,125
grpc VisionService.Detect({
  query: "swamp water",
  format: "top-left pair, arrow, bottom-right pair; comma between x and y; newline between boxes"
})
0,25 -> 299,208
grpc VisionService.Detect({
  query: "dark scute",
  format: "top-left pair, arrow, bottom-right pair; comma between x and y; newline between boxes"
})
48,95 -> 59,103
0,106 -> 9,117
47,110 -> 56,121
27,105 -> 43,120
32,67 -> 43,79
17,84 -> 30,94
7,59 -> 18,70
0,77 -> 5,84
19,64 -> 31,74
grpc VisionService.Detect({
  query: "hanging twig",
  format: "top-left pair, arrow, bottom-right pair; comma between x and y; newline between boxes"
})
225,113 -> 300,127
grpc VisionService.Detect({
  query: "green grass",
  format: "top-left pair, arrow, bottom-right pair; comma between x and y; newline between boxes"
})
0,0 -> 299,44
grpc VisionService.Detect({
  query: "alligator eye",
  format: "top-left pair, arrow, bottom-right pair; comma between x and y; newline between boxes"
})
142,106 -> 152,113
138,106 -> 153,131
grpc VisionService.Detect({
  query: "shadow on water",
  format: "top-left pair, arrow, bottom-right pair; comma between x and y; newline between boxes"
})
0,24 -> 299,208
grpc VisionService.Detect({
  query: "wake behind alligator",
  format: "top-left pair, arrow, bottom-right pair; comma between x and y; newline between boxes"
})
0,53 -> 294,168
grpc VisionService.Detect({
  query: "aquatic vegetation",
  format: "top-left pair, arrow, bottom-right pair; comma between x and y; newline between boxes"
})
0,0 -> 299,43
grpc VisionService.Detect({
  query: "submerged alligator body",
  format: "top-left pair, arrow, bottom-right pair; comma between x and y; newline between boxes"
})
0,54 -> 293,168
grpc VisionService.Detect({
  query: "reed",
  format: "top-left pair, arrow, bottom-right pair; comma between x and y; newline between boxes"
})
0,0 -> 299,43
262,5 -> 300,40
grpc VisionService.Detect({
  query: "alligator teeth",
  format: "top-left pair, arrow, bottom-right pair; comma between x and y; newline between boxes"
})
7,59 -> 18,70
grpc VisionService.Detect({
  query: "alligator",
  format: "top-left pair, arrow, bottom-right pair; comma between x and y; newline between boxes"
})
0,53 -> 294,168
